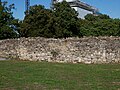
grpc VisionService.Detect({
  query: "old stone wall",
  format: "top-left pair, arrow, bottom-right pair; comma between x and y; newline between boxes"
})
0,37 -> 120,64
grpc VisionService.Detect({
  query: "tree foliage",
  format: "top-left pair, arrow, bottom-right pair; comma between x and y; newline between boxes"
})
81,14 -> 120,36
53,1 -> 81,37
0,1 -> 19,39
1,1 -> 120,39
20,1 -> 81,38
20,5 -> 54,37
20,1 -> 120,38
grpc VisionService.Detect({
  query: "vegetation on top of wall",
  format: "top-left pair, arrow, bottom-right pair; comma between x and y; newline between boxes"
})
0,1 -> 19,39
0,1 -> 120,39
19,1 -> 81,38
80,14 -> 120,36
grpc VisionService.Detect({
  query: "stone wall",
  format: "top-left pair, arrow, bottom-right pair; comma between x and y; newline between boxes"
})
0,37 -> 120,64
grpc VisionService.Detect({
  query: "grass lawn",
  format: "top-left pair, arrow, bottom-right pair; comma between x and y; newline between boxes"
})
0,60 -> 120,90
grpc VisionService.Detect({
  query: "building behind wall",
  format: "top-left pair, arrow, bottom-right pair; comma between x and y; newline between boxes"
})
52,0 -> 100,19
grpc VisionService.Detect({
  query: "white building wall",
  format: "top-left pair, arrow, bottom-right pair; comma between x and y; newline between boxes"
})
72,7 -> 93,19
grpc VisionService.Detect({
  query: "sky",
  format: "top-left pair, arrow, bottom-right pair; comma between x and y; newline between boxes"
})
4,0 -> 120,20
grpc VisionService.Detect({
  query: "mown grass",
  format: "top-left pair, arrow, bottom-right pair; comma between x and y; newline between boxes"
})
0,60 -> 120,90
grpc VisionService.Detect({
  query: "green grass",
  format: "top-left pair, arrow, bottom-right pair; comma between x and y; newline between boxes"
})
0,60 -> 120,90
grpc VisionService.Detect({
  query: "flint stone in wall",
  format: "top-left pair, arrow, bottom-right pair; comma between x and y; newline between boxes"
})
0,37 -> 120,64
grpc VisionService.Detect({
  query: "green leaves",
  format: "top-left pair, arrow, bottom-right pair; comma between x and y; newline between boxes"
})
0,1 -> 18,39
20,1 -> 81,38
19,1 -> 120,38
81,14 -> 120,36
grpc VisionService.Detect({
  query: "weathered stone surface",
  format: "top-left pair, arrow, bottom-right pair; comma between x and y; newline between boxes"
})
0,37 -> 120,64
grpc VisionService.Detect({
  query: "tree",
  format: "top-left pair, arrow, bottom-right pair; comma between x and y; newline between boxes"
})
20,1 -> 120,38
85,14 -> 110,21
0,1 -> 19,39
53,1 -> 82,38
20,5 -> 54,37
80,14 -> 120,36
20,1 -> 82,38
